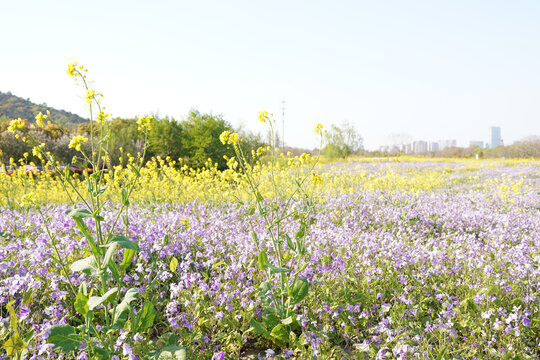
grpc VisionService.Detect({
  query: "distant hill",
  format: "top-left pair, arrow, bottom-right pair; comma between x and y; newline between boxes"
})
0,91 -> 87,126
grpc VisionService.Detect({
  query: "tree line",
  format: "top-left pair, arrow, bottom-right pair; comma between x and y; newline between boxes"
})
0,109 -> 266,169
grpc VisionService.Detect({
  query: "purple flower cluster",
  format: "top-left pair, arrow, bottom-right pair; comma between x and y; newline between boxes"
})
0,161 -> 539,358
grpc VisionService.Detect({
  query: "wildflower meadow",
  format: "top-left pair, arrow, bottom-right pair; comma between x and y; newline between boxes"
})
0,65 -> 539,359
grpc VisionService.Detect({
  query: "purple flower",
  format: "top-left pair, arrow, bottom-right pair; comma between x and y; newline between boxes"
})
212,351 -> 226,360
522,317 -> 530,327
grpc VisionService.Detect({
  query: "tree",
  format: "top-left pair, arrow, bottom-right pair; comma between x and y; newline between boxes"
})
147,116 -> 184,160
323,121 -> 363,159
181,109 -> 235,169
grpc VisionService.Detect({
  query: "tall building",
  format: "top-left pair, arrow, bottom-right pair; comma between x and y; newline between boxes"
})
490,127 -> 501,148
413,140 -> 427,153
428,141 -> 439,152
469,140 -> 484,148
439,139 -> 457,150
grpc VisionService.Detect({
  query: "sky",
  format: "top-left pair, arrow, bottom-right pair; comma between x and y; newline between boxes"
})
1,0 -> 540,150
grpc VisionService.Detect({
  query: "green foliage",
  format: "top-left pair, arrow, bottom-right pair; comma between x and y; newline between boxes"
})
323,121 -> 363,159
224,115 -> 323,349
182,109 -> 235,169
0,91 -> 86,125
147,116 -> 184,160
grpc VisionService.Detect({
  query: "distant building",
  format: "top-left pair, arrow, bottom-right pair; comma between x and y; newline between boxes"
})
413,140 -> 428,154
428,141 -> 439,152
379,145 -> 390,152
469,140 -> 484,148
490,127 -> 501,148
439,139 -> 457,150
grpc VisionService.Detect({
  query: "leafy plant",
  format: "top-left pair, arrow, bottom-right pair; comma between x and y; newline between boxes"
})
220,112 -> 324,348
6,63 -> 162,358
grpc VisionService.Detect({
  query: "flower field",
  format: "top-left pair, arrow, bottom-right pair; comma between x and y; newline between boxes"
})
1,159 -> 539,359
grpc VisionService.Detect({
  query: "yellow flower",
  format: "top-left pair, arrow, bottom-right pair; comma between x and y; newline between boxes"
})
219,131 -> 230,145
8,118 -> 25,133
20,193 -> 34,207
219,131 -> 239,145
35,112 -> 47,127
67,62 -> 78,76
310,173 -> 323,185
136,116 -> 153,132
228,132 -> 239,145
314,123 -> 324,135
68,136 -> 88,152
256,146 -> 265,156
32,143 -> 46,157
85,90 -> 96,104
96,110 -> 109,125
258,111 -> 269,123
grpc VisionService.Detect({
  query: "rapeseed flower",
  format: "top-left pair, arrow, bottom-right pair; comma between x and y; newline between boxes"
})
86,90 -> 96,104
137,116 -> 153,132
8,118 -> 25,133
68,136 -> 88,152
35,112 -> 47,127
67,62 -> 78,76
258,111 -> 270,123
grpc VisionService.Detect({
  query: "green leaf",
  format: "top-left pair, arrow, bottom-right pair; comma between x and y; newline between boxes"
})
74,289 -> 89,316
295,225 -> 306,240
158,346 -> 186,360
65,208 -> 92,218
129,164 -> 141,177
259,281 -> 273,308
295,236 -> 305,256
290,278 -> 309,305
435,347 -> 447,360
71,217 -> 100,255
121,188 -> 130,206
101,242 -> 118,269
110,235 -> 140,252
70,255 -> 99,276
270,324 -> 289,343
6,300 -> 18,328
93,346 -> 111,360
170,257 -> 178,273
250,230 -> 259,245
285,234 -> 296,252
258,250 -> 268,271
3,333 -> 24,356
120,249 -> 136,272
47,324 -> 81,353
157,333 -> 179,347
112,288 -> 139,327
95,186 -> 107,197
136,301 -> 157,332
255,191 -> 264,202
88,288 -> 118,311
268,263 -> 290,274
281,315 -> 298,326
108,259 -> 121,284
249,319 -> 269,337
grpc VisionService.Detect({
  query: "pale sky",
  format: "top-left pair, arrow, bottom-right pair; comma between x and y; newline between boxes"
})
1,0 -> 539,150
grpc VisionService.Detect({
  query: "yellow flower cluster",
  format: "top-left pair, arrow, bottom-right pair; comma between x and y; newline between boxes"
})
96,110 -> 110,125
8,118 -> 25,133
258,111 -> 272,123
219,131 -> 239,145
35,112 -> 49,127
67,62 -> 87,78
67,62 -> 78,76
68,136 -> 88,152
136,116 -> 153,132
314,123 -> 324,135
